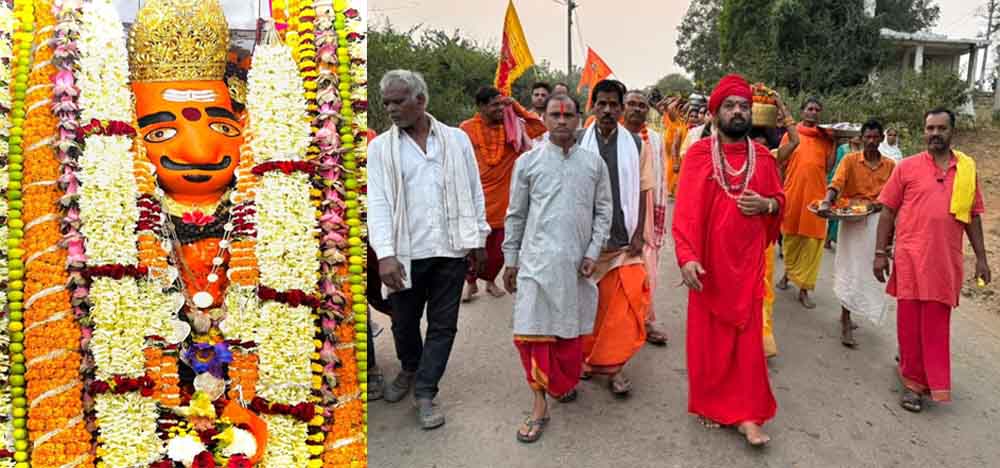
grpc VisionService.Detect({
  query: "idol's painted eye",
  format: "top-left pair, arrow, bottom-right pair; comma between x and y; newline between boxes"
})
209,122 -> 241,137
145,127 -> 177,143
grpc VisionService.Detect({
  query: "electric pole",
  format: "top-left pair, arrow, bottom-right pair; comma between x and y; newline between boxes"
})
567,0 -> 576,76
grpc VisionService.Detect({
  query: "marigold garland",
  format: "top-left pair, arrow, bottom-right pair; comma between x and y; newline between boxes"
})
18,2 -> 93,467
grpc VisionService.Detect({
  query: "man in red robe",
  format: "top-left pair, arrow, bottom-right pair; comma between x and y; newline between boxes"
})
672,74 -> 785,446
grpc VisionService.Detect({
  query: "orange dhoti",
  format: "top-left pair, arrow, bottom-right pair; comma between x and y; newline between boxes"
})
582,263 -> 649,375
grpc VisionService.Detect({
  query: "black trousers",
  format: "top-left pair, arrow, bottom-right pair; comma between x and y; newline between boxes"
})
387,256 -> 466,400
367,242 -> 393,371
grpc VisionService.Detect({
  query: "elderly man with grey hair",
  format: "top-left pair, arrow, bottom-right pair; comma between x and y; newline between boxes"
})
367,69 -> 490,430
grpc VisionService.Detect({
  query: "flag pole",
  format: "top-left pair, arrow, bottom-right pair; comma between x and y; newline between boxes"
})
567,0 -> 576,76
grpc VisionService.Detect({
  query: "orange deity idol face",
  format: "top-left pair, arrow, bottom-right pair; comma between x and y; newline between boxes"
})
133,80 -> 242,203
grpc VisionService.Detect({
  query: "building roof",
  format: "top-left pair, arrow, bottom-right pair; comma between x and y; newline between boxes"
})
880,28 -> 989,52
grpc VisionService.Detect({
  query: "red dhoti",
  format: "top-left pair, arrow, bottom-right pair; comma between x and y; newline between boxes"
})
514,336 -> 583,398
466,228 -> 505,283
582,264 -> 649,375
897,299 -> 952,402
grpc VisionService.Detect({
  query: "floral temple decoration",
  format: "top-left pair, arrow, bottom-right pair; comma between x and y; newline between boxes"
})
0,0 -> 368,467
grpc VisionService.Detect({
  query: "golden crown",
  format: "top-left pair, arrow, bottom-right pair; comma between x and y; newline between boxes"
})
128,0 -> 230,82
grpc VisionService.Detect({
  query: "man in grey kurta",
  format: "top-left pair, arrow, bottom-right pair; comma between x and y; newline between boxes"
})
502,93 -> 613,444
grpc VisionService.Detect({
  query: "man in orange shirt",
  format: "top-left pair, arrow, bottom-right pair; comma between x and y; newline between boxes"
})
461,86 -> 547,301
777,97 -> 835,308
818,120 -> 895,348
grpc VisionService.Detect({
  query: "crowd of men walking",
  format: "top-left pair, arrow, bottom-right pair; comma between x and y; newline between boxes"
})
365,68 -> 992,447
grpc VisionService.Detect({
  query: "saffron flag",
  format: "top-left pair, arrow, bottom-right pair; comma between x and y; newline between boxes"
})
578,47 -> 614,111
494,0 -> 535,96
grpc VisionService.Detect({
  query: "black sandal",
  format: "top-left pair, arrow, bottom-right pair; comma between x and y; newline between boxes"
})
556,389 -> 577,403
698,416 -> 721,429
516,415 -> 550,443
900,389 -> 923,413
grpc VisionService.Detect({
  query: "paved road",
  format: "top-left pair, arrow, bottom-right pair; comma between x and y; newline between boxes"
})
369,239 -> 1000,468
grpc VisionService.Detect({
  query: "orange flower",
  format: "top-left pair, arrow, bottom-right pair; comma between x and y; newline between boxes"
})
227,350 -> 259,401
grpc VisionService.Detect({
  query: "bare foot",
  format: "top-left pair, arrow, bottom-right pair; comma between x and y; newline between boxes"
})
798,290 -> 816,309
776,275 -> 790,291
610,373 -> 632,396
485,282 -> 506,298
645,322 -> 668,346
462,282 -> 478,303
841,320 -> 857,348
737,422 -> 770,446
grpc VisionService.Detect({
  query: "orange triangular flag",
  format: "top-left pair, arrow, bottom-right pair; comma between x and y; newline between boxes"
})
494,0 -> 535,96
577,47 -> 614,111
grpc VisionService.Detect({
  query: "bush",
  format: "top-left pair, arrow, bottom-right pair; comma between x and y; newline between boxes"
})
784,67 -> 969,154
368,23 -> 585,132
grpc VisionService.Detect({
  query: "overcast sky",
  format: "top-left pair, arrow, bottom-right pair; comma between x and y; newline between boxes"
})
369,0 -> 988,88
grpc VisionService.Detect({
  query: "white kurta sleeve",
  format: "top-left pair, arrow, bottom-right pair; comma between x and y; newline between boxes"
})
365,137 -> 395,259
502,156 -> 531,267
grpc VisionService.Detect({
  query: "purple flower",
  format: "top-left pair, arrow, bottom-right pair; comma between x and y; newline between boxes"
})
184,342 -> 233,378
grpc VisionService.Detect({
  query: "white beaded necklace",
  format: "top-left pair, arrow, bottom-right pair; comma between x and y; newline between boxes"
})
710,130 -> 756,199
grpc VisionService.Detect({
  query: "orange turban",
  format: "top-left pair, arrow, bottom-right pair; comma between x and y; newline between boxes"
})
708,74 -> 752,114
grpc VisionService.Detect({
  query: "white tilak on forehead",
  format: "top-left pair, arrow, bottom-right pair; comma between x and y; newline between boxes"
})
162,89 -> 218,103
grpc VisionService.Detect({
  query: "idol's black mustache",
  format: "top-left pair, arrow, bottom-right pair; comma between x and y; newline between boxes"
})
160,155 -> 232,171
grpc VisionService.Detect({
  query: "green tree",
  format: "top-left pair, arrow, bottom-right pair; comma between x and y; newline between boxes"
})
368,23 -> 574,131
719,0 -> 881,93
674,0 -> 725,87
770,0 -> 882,92
719,0 -> 775,80
651,73 -> 696,96
875,0 -> 940,32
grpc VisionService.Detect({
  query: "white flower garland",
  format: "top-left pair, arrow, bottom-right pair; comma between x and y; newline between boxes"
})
246,41 -> 312,162
139,279 -> 184,341
220,284 -> 262,343
255,302 -> 314,404
76,0 -> 132,123
256,171 -> 320,292
246,33 -> 324,465
261,415 -> 310,468
75,5 -> 171,467
93,393 -> 164,467
88,277 -> 147,379
77,134 -> 139,266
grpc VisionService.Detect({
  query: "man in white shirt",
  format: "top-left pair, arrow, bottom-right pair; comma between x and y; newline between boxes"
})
368,69 -> 490,430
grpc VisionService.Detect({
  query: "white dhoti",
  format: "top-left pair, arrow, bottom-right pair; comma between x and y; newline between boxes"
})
833,214 -> 888,325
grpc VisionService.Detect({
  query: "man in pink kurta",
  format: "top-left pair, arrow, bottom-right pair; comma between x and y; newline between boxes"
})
874,108 -> 991,412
